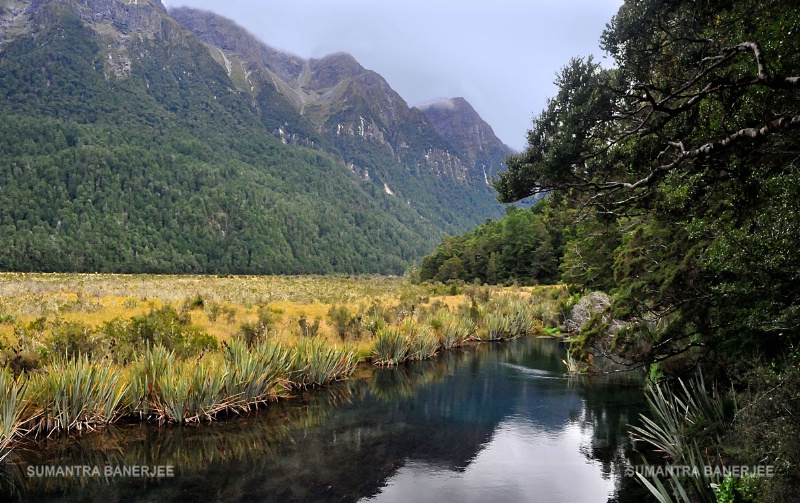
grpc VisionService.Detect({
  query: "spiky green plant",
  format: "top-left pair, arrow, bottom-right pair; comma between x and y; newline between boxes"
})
128,344 -> 228,423
126,344 -> 172,419
629,372 -> 726,503
291,339 -> 357,388
223,339 -> 292,410
630,372 -> 725,460
408,326 -> 439,361
372,327 -> 410,366
0,369 -> 28,459
153,359 -> 228,424
440,314 -> 472,349
485,313 -> 510,340
28,355 -> 127,435
508,302 -> 537,336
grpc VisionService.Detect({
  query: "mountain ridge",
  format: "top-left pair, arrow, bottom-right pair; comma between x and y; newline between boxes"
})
0,0 -> 512,274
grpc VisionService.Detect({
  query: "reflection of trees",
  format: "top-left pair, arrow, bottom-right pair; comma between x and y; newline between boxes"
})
568,369 -> 652,502
2,338 -> 650,503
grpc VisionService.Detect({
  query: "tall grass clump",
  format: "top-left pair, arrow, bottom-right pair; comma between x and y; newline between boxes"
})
28,355 -> 127,435
223,339 -> 292,410
128,345 -> 227,424
290,339 -> 357,388
439,313 -> 474,349
372,327 -> 410,366
629,372 -> 728,503
153,360 -> 227,424
485,312 -> 510,340
0,369 -> 28,458
407,325 -> 439,362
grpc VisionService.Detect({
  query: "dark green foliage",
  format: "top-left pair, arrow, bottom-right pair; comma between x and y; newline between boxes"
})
47,321 -> 101,360
496,0 -> 800,372
0,6 -> 495,275
101,306 -> 216,362
418,204 -> 559,285
724,355 -> 800,503
494,0 -> 800,500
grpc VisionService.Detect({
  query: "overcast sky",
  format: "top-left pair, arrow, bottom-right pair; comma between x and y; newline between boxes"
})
161,0 -> 623,151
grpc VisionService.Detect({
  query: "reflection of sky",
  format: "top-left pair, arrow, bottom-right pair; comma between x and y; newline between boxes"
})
362,416 -> 615,503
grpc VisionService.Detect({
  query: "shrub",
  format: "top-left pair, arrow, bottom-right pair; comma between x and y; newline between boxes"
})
47,321 -> 103,360
297,315 -> 320,338
100,306 -> 214,362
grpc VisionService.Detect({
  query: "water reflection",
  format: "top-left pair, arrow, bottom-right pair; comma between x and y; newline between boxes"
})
2,338 -> 652,502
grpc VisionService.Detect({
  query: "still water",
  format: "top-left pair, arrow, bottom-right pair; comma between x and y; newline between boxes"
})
2,337 -> 653,502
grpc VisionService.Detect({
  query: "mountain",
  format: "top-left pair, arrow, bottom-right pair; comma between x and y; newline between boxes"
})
415,97 -> 516,185
169,7 -> 508,222
0,0 -> 510,274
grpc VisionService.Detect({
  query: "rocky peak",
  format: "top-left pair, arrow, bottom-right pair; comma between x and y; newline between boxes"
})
416,97 -> 514,180
168,6 -> 304,83
306,52 -> 365,90
32,0 -> 169,35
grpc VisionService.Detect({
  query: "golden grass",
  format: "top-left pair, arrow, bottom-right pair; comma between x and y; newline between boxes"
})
0,273 -> 571,445
0,273 -> 427,346
0,274 -> 570,357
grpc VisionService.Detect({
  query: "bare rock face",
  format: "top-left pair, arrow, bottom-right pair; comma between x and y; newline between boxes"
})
28,0 -> 169,35
416,97 -> 515,185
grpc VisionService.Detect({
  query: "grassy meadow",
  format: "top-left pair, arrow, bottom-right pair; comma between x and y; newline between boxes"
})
0,273 -> 572,451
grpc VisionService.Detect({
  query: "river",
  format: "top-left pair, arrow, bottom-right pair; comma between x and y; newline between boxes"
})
2,337 -> 654,502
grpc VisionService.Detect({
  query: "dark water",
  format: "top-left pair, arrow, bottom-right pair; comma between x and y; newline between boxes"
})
2,337 -> 653,503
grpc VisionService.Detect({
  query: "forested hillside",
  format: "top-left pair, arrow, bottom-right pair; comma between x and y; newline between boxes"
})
0,1 -> 514,274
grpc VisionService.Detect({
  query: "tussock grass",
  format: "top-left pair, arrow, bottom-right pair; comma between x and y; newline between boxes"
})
130,345 -> 228,424
28,355 -> 127,435
0,369 -> 28,458
291,339 -> 357,388
0,274 -> 565,450
223,339 -> 291,409
372,327 -> 410,366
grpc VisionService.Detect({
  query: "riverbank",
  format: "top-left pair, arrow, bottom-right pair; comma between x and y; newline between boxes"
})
0,274 -> 571,451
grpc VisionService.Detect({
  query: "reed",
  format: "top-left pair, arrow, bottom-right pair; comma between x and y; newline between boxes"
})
28,355 -> 127,435
371,327 -> 410,366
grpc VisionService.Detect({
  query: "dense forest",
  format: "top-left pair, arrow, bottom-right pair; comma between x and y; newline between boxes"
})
0,4 -> 498,275
417,204 -> 561,285
457,0 -> 799,501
